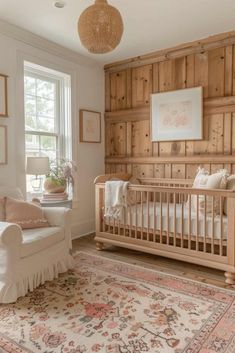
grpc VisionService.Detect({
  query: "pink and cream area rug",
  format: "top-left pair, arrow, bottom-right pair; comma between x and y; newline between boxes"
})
1,252 -> 235,353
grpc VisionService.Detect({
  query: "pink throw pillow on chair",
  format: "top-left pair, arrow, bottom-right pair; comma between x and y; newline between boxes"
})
0,198 -> 5,221
5,197 -> 49,229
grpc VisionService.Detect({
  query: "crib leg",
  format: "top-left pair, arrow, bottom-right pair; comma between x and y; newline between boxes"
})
96,242 -> 104,251
225,272 -> 235,285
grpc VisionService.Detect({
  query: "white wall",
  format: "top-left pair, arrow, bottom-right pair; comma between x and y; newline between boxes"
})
0,21 -> 105,238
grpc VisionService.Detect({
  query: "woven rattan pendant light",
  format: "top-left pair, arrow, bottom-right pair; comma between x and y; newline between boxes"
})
78,0 -> 124,54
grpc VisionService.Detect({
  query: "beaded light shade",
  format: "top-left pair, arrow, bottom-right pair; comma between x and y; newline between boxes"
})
78,0 -> 124,54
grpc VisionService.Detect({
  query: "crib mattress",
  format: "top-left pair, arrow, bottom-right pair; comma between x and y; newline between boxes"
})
105,202 -> 228,240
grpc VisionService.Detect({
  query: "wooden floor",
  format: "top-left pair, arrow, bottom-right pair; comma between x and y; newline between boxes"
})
73,234 -> 235,290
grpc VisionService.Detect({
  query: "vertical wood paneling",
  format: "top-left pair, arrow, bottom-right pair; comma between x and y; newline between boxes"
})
195,52 -> 209,97
224,113 -> 232,154
110,70 -> 131,111
172,164 -> 186,179
175,57 -> 186,89
115,164 -> 127,173
132,65 -> 153,107
208,48 -> 225,97
186,54 -> 195,88
165,164 -> 172,178
132,164 -> 154,178
159,60 -> 175,91
225,46 -> 233,96
131,121 -> 152,157
105,42 -> 235,180
232,112 -> 235,154
105,122 -> 111,157
126,69 -> 132,109
126,122 -> 132,157
152,62 -> 159,93
186,164 -> 199,179
109,122 -> 127,156
105,72 -> 111,112
154,164 -> 165,178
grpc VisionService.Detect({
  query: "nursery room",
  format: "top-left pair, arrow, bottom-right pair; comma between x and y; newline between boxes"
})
1,0 -> 235,352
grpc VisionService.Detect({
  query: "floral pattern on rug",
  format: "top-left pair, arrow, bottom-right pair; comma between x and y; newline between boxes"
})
0,252 -> 235,353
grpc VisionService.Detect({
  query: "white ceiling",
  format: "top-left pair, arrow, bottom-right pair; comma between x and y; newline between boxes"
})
0,0 -> 235,66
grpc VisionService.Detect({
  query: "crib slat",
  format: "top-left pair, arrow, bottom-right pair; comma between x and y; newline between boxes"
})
113,217 -> 115,235
123,204 -> 126,237
204,195 -> 207,252
174,193 -> 176,247
188,194 -> 192,250
181,198 -> 184,248
167,193 -> 170,245
153,192 -> 156,243
220,196 -> 223,256
102,189 -> 105,232
196,195 -> 199,251
212,196 -> 215,254
135,191 -> 138,239
129,203 -> 132,238
147,191 -> 150,241
141,191 -> 143,240
160,192 -> 163,243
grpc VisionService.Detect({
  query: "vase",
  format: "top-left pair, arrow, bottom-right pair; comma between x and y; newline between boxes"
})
44,177 -> 67,194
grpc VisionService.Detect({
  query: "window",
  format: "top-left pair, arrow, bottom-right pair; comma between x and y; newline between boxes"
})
24,62 -> 71,194
24,73 -> 59,161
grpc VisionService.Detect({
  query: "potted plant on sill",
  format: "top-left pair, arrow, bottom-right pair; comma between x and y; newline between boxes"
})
44,159 -> 77,194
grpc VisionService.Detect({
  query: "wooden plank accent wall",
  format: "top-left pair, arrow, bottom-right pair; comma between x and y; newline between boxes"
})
104,31 -> 235,179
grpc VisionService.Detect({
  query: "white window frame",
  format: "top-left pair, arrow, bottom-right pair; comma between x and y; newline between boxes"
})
24,61 -> 72,194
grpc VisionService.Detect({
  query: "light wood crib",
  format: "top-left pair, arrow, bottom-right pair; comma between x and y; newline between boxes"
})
94,173 -> 235,284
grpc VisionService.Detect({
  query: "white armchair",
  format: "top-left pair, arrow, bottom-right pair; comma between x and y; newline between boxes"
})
0,186 -> 74,304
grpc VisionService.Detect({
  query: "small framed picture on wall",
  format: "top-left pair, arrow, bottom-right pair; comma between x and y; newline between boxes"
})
0,125 -> 7,164
80,109 -> 101,143
0,74 -> 8,117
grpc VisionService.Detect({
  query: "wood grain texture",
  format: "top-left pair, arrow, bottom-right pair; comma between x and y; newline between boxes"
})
105,34 -> 235,179
73,234 -> 235,290
104,30 -> 235,72
94,181 -> 235,281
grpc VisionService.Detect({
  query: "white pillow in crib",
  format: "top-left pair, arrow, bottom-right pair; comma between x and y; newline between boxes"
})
191,167 -> 228,214
224,174 -> 235,215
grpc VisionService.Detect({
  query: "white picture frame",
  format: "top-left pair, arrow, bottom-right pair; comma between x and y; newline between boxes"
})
0,125 -> 7,164
0,74 -> 8,117
151,87 -> 203,142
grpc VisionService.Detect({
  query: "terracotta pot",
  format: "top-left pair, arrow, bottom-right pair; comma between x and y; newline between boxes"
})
44,177 -> 67,194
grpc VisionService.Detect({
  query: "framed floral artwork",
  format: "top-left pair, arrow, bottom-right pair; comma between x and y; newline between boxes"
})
151,87 -> 203,142
0,125 -> 7,164
80,109 -> 101,143
0,74 -> 8,117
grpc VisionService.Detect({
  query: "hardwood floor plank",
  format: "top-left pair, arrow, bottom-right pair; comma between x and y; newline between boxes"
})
73,234 -> 235,290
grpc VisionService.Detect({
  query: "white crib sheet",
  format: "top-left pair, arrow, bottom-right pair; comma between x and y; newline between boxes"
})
106,202 -> 228,240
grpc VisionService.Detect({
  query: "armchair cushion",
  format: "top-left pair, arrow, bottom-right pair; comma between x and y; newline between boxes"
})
21,227 -> 64,258
5,197 -> 49,229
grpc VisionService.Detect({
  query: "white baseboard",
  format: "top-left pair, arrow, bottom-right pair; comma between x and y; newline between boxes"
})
71,218 -> 95,239
72,232 -> 94,241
